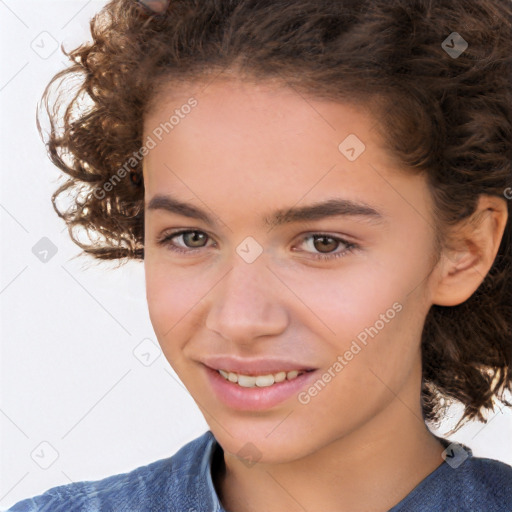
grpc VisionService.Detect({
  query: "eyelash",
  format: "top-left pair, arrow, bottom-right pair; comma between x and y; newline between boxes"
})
156,230 -> 359,261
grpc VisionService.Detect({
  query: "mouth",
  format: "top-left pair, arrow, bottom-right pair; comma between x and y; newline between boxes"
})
202,362 -> 319,411
216,368 -> 314,388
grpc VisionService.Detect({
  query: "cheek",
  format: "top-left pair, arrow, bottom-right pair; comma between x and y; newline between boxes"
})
144,257 -> 211,347
295,234 -> 430,333
287,265 -> 425,432
278,253 -> 427,377
278,261 -> 407,341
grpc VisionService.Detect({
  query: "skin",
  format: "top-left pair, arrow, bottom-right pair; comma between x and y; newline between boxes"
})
142,76 -> 508,512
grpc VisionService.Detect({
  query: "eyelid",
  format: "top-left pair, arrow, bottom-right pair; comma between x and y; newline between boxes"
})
156,228 -> 360,261
157,228 -> 217,251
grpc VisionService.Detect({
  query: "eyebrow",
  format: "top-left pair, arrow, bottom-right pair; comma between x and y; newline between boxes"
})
146,194 -> 386,228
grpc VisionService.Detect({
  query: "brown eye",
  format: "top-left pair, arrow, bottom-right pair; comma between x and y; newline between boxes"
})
294,233 -> 359,261
312,235 -> 339,253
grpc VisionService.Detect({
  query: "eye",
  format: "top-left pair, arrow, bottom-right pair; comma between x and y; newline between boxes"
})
156,230 -> 214,254
156,230 -> 359,261
293,233 -> 359,261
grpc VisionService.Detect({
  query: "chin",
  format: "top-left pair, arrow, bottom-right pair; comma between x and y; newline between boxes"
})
209,421 -> 323,466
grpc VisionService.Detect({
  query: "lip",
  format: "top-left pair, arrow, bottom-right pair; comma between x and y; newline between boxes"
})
201,356 -> 317,375
203,364 -> 319,411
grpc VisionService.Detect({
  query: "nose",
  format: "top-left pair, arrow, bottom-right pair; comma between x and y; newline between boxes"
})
205,258 -> 289,345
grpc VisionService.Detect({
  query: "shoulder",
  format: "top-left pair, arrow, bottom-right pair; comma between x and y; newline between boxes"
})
6,431 -> 218,512
391,449 -> 512,512
448,455 -> 512,506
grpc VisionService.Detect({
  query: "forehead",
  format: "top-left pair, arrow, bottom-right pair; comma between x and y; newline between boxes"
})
141,78 -> 428,226
143,77 -> 382,159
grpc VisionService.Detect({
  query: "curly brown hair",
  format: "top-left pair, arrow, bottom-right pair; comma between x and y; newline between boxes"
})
37,0 -> 512,430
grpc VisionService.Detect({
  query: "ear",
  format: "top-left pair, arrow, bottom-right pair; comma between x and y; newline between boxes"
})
430,194 -> 508,307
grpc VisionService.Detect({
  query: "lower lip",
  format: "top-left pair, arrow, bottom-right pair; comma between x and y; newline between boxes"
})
204,365 -> 318,411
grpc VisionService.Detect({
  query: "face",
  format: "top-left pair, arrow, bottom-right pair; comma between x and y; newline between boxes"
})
142,78 -> 439,463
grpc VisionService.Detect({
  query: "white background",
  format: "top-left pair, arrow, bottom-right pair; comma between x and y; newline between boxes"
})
0,1 -> 511,509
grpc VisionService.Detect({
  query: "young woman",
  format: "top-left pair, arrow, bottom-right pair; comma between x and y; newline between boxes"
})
8,0 -> 512,510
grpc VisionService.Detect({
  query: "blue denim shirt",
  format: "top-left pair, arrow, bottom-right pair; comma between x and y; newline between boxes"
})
7,431 -> 512,511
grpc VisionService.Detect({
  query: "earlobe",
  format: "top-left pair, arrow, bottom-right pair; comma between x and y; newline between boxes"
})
431,195 -> 508,307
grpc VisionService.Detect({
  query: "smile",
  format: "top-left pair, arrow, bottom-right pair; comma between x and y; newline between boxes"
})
217,369 -> 308,387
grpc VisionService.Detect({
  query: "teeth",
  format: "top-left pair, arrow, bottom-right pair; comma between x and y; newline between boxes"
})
238,375 -> 257,387
217,368 -> 306,387
255,374 -> 274,387
274,371 -> 286,383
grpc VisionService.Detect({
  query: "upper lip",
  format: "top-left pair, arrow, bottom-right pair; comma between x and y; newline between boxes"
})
201,356 -> 317,375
